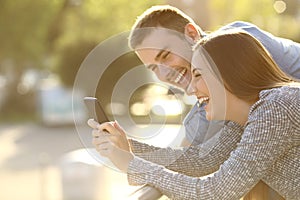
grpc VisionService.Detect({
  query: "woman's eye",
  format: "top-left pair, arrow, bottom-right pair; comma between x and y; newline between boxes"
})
194,73 -> 202,77
192,68 -> 203,78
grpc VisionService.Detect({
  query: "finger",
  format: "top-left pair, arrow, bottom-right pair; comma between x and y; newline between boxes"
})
93,135 -> 120,148
96,141 -> 111,150
98,122 -> 120,135
92,135 -> 111,146
87,119 -> 100,129
92,129 -> 109,137
113,120 -> 125,135
98,148 -> 111,157
92,129 -> 100,137
89,120 -> 114,135
96,142 -> 114,157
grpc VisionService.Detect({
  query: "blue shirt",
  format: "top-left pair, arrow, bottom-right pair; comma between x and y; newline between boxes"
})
184,21 -> 300,145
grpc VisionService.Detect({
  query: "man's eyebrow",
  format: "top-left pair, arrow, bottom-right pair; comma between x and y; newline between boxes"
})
146,64 -> 157,69
154,49 -> 167,61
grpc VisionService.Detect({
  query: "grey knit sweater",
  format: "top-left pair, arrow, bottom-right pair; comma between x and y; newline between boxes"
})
127,86 -> 300,200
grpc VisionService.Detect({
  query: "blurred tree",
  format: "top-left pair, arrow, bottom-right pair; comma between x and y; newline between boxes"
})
283,0 -> 299,16
0,0 -> 163,120
0,0 -> 60,63
208,0 -> 300,41
53,0 -> 163,87
57,40 -> 98,86
0,0 -> 64,119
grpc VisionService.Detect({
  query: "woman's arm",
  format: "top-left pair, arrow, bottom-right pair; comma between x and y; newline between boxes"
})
130,121 -> 243,177
127,101 -> 293,200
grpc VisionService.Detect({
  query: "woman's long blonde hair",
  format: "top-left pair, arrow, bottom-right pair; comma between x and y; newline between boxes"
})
194,30 -> 297,103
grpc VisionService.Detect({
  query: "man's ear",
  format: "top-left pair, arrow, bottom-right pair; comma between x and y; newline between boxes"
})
184,23 -> 201,43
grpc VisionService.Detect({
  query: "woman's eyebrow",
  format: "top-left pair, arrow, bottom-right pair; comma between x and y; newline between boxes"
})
192,68 -> 199,74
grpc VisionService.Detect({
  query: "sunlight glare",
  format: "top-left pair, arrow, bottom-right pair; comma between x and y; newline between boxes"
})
273,1 -> 286,14
152,98 -> 183,116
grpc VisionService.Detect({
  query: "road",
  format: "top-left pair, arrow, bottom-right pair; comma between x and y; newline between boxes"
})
0,122 -> 184,200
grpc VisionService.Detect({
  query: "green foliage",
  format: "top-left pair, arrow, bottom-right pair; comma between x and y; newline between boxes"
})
0,0 -> 62,64
208,0 -> 300,41
2,0 -> 299,120
0,0 -> 163,78
210,0 -> 275,26
0,0 -> 163,119
52,0 -> 163,86
56,39 -> 97,86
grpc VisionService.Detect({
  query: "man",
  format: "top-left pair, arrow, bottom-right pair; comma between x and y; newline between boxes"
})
125,5 -> 300,199
128,5 -> 300,147
90,5 -> 300,199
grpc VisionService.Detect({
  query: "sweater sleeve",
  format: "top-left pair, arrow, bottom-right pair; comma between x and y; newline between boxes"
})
129,121 -> 243,177
129,139 -> 161,154
127,101 -> 293,200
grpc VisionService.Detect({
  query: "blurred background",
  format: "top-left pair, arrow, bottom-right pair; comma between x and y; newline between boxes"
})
1,0 -> 300,199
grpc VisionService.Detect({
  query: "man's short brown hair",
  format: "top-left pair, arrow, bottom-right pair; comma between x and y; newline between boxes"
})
128,5 -> 205,50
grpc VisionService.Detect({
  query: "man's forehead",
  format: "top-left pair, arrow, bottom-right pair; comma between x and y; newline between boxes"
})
135,48 -> 161,62
136,28 -> 192,60
138,28 -> 184,48
192,49 -> 207,69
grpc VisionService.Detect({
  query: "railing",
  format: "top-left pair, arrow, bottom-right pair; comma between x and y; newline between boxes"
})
128,185 -> 163,200
128,181 -> 285,200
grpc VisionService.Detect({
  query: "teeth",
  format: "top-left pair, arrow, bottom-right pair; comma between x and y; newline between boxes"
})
198,97 -> 209,105
174,68 -> 186,83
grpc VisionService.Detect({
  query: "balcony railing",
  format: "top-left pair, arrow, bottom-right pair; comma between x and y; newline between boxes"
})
127,184 -> 165,200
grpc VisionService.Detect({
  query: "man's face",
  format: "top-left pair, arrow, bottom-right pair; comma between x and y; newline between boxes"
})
135,28 -> 194,93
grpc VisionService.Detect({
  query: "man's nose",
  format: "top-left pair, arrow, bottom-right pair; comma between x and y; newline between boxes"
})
157,65 -> 172,80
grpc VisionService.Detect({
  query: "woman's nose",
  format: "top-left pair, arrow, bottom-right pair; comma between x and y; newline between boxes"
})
186,80 -> 196,96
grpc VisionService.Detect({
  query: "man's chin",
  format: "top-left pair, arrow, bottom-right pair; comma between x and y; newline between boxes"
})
181,84 -> 190,93
166,83 -> 186,93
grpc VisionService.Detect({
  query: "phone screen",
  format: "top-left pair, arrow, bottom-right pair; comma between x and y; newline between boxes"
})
83,97 -> 109,123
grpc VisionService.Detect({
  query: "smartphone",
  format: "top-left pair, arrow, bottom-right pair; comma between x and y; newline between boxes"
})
83,97 -> 109,124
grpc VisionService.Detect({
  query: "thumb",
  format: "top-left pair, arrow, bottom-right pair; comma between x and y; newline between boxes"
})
113,120 -> 125,135
87,118 -> 100,129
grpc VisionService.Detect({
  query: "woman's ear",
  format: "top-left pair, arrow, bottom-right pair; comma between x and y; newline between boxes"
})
184,23 -> 201,43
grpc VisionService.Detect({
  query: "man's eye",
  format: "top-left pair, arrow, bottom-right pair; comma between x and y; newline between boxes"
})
162,51 -> 170,59
147,64 -> 157,71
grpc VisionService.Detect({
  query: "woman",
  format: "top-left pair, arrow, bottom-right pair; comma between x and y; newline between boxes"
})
90,30 -> 300,199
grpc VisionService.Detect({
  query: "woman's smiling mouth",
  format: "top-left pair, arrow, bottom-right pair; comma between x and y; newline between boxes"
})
197,96 -> 209,105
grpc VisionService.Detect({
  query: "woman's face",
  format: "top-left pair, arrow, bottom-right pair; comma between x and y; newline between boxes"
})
187,50 -> 228,121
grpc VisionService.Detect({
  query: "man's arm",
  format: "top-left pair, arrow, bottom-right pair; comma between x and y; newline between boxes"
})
220,21 -> 300,79
183,103 -> 224,146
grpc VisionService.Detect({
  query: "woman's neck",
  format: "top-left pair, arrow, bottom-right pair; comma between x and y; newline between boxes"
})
227,96 -> 254,126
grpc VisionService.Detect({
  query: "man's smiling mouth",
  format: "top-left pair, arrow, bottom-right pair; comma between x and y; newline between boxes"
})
174,68 -> 187,83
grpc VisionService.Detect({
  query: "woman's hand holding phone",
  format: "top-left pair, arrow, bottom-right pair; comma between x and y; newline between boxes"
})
88,119 -> 131,151
88,119 -> 133,172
